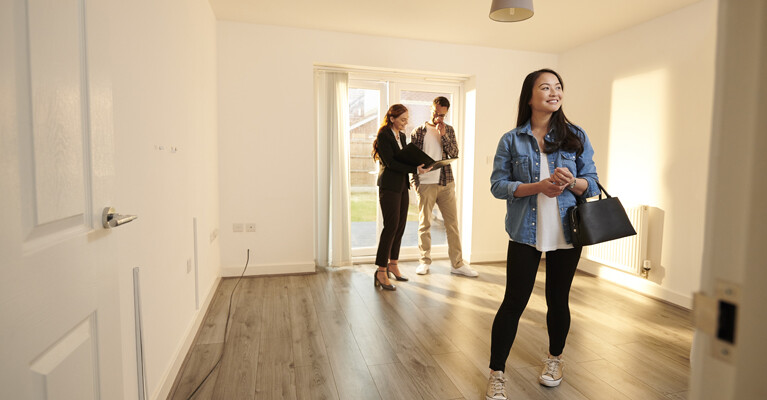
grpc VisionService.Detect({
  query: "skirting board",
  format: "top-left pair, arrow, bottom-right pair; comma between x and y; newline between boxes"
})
577,259 -> 692,309
222,262 -> 315,277
152,276 -> 221,400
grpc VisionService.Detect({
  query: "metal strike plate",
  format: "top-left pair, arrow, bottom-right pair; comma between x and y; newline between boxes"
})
693,279 -> 740,364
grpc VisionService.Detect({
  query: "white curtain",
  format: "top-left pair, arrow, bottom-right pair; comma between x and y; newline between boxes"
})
315,70 -> 352,267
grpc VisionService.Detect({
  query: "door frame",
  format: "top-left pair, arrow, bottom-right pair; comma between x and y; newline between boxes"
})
348,72 -> 465,262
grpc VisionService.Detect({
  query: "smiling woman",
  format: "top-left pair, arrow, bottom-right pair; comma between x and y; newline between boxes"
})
487,68 -> 601,400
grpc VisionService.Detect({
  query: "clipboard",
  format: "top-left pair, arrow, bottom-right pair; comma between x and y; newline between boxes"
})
394,143 -> 458,171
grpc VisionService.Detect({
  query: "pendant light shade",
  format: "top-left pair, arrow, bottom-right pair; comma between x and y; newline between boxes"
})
489,0 -> 534,22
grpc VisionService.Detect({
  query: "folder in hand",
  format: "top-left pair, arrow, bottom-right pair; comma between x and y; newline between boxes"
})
394,143 -> 457,171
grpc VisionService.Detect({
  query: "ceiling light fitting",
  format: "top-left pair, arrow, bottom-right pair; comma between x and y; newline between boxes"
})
489,0 -> 534,22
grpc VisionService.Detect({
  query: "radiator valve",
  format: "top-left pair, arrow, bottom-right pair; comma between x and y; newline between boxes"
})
641,260 -> 652,278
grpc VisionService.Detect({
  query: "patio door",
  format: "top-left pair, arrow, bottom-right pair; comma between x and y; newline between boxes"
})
348,79 -> 461,260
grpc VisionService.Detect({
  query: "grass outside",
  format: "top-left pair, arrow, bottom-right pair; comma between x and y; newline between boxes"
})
350,191 -> 418,222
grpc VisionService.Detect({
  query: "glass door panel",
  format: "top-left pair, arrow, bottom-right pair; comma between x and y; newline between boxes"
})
348,83 -> 385,255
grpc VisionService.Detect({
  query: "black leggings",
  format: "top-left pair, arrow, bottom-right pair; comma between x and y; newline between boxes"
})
488,240 -> 582,372
375,188 -> 409,267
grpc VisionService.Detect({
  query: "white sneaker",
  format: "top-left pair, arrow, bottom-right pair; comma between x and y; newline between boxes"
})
416,264 -> 429,275
539,354 -> 564,387
486,370 -> 508,400
451,264 -> 479,277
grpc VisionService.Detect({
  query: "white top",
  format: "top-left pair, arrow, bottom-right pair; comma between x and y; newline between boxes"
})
390,127 -> 403,149
419,124 -> 442,184
535,153 -> 572,252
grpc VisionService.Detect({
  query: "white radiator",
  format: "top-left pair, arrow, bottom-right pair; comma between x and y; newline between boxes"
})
583,205 -> 649,275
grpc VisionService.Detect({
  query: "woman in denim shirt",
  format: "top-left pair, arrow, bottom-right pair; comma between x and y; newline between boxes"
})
485,69 -> 600,400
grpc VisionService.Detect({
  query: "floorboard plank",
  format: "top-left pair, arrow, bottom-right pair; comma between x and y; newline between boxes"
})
288,284 -> 329,368
433,351 -> 490,400
261,276 -> 291,339
368,363 -> 425,400
254,336 -> 296,400
295,360 -> 340,400
316,309 -> 381,400
580,359 -> 669,400
563,361 -> 633,400
210,277 -> 262,400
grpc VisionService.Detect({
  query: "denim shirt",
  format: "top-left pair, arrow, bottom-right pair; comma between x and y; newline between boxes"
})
490,121 -> 600,246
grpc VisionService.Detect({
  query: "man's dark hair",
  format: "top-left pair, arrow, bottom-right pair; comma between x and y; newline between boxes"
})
433,96 -> 450,109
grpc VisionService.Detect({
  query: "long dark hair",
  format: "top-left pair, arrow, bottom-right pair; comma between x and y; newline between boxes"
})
517,69 -> 584,156
372,104 -> 408,161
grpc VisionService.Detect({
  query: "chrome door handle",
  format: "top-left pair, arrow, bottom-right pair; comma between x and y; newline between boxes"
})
102,207 -> 138,229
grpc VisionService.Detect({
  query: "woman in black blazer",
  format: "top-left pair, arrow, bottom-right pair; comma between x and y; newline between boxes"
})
372,104 -> 431,290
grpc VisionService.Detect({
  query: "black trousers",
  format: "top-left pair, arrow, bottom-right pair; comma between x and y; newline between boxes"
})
488,240 -> 582,372
375,188 -> 409,267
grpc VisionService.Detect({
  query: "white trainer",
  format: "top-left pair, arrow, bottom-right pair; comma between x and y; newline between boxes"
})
539,354 -> 564,387
415,264 -> 429,275
451,264 -> 479,277
486,370 -> 508,400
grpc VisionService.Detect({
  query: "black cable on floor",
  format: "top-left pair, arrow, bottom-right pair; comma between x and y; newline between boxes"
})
184,249 -> 249,400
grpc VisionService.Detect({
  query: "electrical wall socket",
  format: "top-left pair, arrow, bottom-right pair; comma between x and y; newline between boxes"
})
233,223 -> 243,232
246,223 -> 256,232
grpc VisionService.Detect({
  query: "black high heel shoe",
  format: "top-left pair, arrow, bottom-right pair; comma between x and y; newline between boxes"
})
387,265 -> 409,282
374,269 -> 396,291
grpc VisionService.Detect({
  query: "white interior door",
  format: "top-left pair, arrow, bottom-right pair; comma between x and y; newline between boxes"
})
0,0 -> 125,399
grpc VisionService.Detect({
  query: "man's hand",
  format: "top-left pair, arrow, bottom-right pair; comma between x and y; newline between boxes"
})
436,122 -> 446,136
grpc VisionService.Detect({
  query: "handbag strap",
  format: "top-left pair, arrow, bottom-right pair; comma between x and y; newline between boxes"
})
596,181 -> 611,198
574,180 -> 611,204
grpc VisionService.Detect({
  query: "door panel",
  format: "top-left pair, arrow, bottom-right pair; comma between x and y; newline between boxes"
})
29,316 -> 99,400
27,0 -> 88,226
0,0 -> 123,399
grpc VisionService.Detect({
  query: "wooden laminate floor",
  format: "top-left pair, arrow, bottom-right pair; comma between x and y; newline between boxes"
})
168,261 -> 692,400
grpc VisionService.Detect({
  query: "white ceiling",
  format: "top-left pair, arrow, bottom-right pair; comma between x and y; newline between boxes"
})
208,0 -> 702,53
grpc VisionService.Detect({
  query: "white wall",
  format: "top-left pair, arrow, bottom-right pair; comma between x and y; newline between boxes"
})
559,0 -> 718,306
110,0 -> 220,398
216,23 -> 558,273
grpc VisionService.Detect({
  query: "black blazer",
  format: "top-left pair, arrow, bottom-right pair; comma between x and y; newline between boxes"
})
376,128 -> 416,192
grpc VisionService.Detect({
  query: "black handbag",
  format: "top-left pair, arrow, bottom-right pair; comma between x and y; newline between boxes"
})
566,182 -> 636,246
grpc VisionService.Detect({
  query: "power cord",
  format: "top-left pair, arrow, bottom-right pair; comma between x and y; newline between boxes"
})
183,249 -> 250,400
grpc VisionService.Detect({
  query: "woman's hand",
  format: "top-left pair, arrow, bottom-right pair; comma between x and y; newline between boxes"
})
539,179 -> 566,198
551,167 -> 576,187
417,164 -> 432,175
